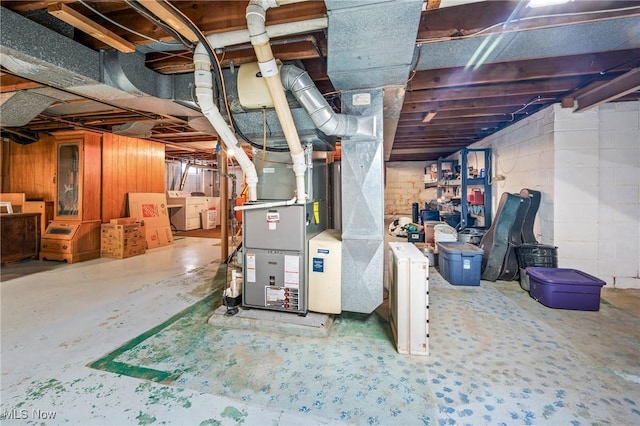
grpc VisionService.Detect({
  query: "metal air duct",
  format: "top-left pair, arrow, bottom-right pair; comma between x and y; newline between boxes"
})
280,64 -> 375,138
0,91 -> 56,127
0,7 -> 214,134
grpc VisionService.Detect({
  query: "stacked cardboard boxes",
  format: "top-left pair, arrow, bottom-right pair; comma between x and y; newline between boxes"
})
101,218 -> 146,259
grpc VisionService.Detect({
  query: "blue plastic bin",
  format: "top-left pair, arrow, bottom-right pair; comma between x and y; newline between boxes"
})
437,241 -> 484,286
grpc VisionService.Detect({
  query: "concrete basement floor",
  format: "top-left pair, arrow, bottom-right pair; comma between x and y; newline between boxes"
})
1,235 -> 639,425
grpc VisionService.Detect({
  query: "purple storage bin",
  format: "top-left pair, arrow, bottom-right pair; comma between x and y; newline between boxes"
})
526,267 -> 606,311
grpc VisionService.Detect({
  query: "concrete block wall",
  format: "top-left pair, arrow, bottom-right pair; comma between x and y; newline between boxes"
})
384,161 -> 437,217
472,106 -> 556,243
552,104 -> 602,277
468,101 -> 639,288
596,102 -> 639,289
385,101 -> 638,288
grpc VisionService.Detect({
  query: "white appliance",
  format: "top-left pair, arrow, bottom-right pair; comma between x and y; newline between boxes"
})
388,242 -> 429,356
166,191 -> 219,231
308,229 -> 342,314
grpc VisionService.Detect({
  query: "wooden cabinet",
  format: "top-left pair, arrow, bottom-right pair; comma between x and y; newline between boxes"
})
1,213 -> 41,264
24,200 -> 54,237
40,131 -> 102,263
166,191 -> 215,231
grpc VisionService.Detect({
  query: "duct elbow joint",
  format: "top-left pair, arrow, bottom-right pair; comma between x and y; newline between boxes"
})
339,115 -> 376,139
355,115 -> 377,138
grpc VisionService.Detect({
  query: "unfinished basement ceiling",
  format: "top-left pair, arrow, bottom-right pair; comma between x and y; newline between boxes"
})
1,0 -> 639,163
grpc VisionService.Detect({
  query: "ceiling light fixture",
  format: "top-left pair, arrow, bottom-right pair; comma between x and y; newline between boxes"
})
422,111 -> 437,123
528,0 -> 571,8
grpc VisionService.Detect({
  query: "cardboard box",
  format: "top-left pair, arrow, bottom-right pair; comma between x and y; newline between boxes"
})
110,217 -> 139,225
127,193 -> 174,249
423,221 -> 443,243
201,208 -> 218,230
101,219 -> 146,259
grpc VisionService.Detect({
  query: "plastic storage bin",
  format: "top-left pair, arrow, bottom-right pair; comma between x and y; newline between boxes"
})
388,242 -> 429,356
407,230 -> 425,243
420,209 -> 439,224
527,267 -> 606,311
437,241 -> 483,286
516,244 -> 558,268
517,244 -> 558,292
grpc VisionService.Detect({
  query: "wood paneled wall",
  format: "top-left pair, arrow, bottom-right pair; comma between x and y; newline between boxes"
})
101,133 -> 165,221
5,134 -> 57,200
5,132 -> 166,223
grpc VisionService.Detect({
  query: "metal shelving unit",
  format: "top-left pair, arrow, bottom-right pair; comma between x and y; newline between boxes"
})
436,148 -> 492,230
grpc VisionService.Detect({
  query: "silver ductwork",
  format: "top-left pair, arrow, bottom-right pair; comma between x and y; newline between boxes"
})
222,65 -> 336,152
0,91 -> 56,127
112,121 -> 156,138
325,0 -> 423,91
0,6 -> 214,134
280,64 -> 375,138
324,0 -> 423,162
320,0 -> 423,313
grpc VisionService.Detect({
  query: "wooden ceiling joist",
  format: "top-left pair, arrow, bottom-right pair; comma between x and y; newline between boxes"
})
47,3 -> 136,53
574,68 -> 640,112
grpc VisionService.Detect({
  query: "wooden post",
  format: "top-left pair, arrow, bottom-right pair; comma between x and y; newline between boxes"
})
219,148 -> 229,262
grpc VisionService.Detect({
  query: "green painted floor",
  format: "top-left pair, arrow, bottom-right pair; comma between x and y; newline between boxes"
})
2,236 -> 639,425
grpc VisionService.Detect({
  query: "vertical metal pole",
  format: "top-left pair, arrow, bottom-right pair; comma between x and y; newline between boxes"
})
220,148 -> 229,262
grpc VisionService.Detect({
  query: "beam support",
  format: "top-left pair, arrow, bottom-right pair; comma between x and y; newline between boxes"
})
47,3 -> 135,53
574,68 -> 640,112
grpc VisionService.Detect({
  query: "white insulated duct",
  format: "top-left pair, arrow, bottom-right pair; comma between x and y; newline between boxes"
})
246,0 -> 307,204
193,45 -> 258,202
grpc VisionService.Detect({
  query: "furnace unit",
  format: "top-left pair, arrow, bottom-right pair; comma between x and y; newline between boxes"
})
242,201 -> 326,315
240,148 -> 329,315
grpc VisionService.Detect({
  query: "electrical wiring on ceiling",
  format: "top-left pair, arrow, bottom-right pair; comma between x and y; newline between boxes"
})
416,4 -> 640,45
125,0 -> 194,51
77,0 -> 183,47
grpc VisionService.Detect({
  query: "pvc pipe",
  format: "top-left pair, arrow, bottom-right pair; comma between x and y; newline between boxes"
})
205,18 -> 327,49
233,196 -> 297,211
247,0 -> 307,204
193,45 -> 258,201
